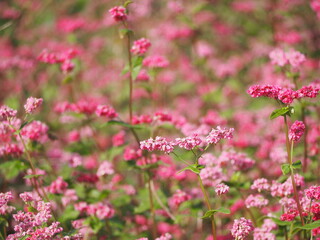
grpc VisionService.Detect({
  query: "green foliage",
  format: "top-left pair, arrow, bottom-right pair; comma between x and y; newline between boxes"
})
201,208 -> 231,219
0,160 -> 28,180
270,106 -> 294,120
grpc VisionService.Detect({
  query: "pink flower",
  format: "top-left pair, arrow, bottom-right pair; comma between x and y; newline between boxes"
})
245,194 -> 269,208
140,136 -> 174,154
215,183 -> 229,196
173,134 -> 202,150
61,190 -> 78,207
168,190 -> 191,209
24,97 -> 43,114
231,217 -> 254,239
61,59 -> 75,73
285,49 -> 306,68
251,178 -> 270,192
109,6 -> 127,22
20,120 -> 49,143
131,38 -> 151,55
205,126 -> 234,145
305,186 -> 320,200
95,105 -> 118,118
289,121 -> 305,142
155,233 -> 173,240
143,55 -> 169,68
97,161 -> 114,177
0,105 -> 17,121
269,49 -> 287,67
247,84 -> 281,99
278,88 -> 298,105
48,177 -> 68,194
296,85 -> 320,98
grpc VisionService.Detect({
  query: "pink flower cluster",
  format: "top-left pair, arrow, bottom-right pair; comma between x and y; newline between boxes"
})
245,194 -> 269,208
143,55 -> 169,68
97,161 -> 115,176
0,105 -> 17,121
24,97 -> 43,114
0,191 -> 14,215
109,6 -> 127,22
215,183 -> 229,196
37,48 -> 78,73
131,38 -> 151,55
311,0 -> 320,19
251,178 -> 270,192
48,176 -> 68,194
75,202 -> 115,220
247,84 -> 319,105
140,126 -> 234,154
140,136 -> 175,154
231,217 -> 254,240
289,120 -> 305,143
20,120 -> 49,143
305,185 -> 320,200
253,219 -> 277,240
269,48 -> 306,68
95,105 -> 118,118
168,190 -> 191,209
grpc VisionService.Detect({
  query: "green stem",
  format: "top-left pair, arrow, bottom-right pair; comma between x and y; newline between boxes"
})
284,116 -> 305,225
171,152 -> 193,167
147,174 -> 157,239
197,175 -> 217,240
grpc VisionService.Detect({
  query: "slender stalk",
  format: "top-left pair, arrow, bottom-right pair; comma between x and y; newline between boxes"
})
197,175 -> 217,240
150,180 -> 176,222
122,21 -> 133,123
283,116 -> 305,225
301,106 -> 308,172
147,175 -> 157,239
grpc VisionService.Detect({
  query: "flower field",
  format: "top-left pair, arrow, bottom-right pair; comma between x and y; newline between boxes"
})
0,0 -> 320,239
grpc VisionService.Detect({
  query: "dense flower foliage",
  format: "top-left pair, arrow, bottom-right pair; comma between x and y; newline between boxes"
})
0,0 -> 319,240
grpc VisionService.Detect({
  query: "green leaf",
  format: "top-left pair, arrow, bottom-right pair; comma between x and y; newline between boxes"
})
201,207 -> 230,219
178,164 -> 200,174
270,217 -> 292,226
0,160 -> 28,180
19,119 -> 33,130
124,1 -> 133,8
23,174 -> 42,179
62,75 -> 73,84
281,163 -> 291,175
292,160 -> 302,169
270,106 -> 294,120
58,205 -> 79,223
132,56 -> 144,80
119,29 -> 133,39
296,220 -> 320,230
103,120 -> 145,129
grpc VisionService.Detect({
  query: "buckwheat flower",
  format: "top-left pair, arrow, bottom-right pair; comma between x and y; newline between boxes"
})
61,59 -> 75,73
215,183 -> 229,196
269,48 -> 287,67
0,105 -> 17,121
245,194 -> 269,208
20,120 -> 49,143
296,85 -> 320,98
289,121 -> 305,142
20,192 -> 34,202
231,217 -> 254,240
285,49 -> 306,68
155,233 -> 172,240
253,219 -> 277,240
247,84 -> 281,99
168,190 -> 191,209
251,178 -> 270,192
48,176 -> 68,194
143,55 -> 169,68
97,161 -> 114,177
95,105 -> 118,118
174,134 -> 202,150
305,185 -> 320,200
37,49 -> 57,64
0,191 -> 13,208
62,189 -> 78,207
131,38 -> 151,55
278,88 -> 298,105
205,126 -> 234,145
24,97 -> 43,114
140,136 -> 174,154
280,209 -> 299,221
109,6 -> 127,22
200,166 -> 225,187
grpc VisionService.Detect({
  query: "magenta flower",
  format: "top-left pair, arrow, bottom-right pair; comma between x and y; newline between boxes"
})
109,6 -> 127,22
231,217 -> 254,240
289,121 -> 305,143
24,97 -> 43,114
